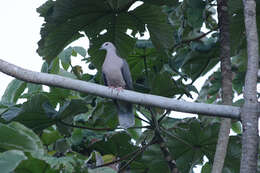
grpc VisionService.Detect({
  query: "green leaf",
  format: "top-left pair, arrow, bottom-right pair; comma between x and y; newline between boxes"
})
48,87 -> 72,106
1,79 -> 26,104
186,0 -> 205,28
231,121 -> 242,134
37,0 -> 174,67
26,83 -> 42,93
37,0 -> 108,62
139,145 -> 169,173
88,167 -> 116,173
56,99 -> 89,119
15,153 -> 58,173
0,150 -> 27,173
201,162 -> 211,173
54,138 -> 70,153
2,94 -> 56,132
143,0 -> 179,6
73,46 -> 87,57
233,72 -> 245,95
71,128 -> 84,145
91,101 -> 118,128
49,57 -> 60,74
127,114 -> 142,140
166,119 -> 219,172
59,47 -> 73,70
89,132 -> 138,157
41,128 -> 62,145
58,69 -> 77,79
150,72 -> 177,97
0,122 -> 44,154
41,62 -> 49,73
133,4 -> 174,54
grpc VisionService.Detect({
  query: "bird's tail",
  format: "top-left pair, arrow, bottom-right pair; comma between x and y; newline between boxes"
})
114,100 -> 135,129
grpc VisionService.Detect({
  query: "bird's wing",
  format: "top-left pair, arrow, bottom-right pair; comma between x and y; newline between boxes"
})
121,59 -> 133,90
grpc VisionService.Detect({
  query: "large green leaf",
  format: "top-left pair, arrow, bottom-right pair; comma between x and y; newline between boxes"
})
1,94 -> 89,132
1,94 -> 56,131
0,150 -> 27,173
89,132 -> 138,158
56,99 -> 89,120
90,101 -> 118,128
41,128 -> 63,145
1,79 -> 26,104
133,4 -> 174,55
202,136 -> 241,173
142,0 -> 179,6
0,122 -> 44,154
186,0 -> 206,28
88,167 -> 116,173
15,153 -> 58,173
135,145 -> 169,173
228,0 -> 260,55
37,0 -> 174,66
166,118 -> 219,172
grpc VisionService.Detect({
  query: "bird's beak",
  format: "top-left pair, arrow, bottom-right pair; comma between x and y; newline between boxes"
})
99,46 -> 104,50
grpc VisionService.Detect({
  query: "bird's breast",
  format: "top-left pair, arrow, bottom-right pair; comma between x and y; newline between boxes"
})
102,60 -> 126,88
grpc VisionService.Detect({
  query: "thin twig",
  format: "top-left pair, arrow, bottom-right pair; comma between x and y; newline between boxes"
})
136,106 -> 152,123
58,120 -> 115,131
92,147 -> 140,169
172,29 -> 216,50
158,109 -> 171,123
58,120 -> 149,131
182,30 -> 215,44
93,138 -> 155,171
161,127 -> 193,148
119,138 -> 156,172
135,114 -> 150,124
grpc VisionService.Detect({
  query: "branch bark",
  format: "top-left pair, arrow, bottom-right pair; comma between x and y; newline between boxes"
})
240,0 -> 259,172
212,0 -> 232,172
0,58 -> 240,119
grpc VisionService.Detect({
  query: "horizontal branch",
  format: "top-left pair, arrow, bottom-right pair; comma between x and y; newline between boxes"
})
0,59 -> 241,119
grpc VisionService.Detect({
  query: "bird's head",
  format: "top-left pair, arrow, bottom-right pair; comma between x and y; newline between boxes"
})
99,42 -> 116,51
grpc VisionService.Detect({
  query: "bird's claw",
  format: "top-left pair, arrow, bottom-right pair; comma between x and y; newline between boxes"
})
108,86 -> 124,95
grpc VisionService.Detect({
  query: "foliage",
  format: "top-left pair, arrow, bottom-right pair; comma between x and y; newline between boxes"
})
1,0 -> 260,172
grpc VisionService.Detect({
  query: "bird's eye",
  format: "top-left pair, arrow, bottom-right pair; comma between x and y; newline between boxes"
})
105,43 -> 108,46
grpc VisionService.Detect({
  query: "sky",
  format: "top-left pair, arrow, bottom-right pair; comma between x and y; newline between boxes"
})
0,1 -> 93,96
0,1 -> 46,95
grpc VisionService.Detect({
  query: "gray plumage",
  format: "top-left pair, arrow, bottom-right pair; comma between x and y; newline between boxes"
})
100,42 -> 134,128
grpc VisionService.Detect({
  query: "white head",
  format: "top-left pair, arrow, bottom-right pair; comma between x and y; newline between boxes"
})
99,42 -> 116,51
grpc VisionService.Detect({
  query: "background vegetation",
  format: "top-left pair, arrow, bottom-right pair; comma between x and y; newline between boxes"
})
0,0 -> 259,172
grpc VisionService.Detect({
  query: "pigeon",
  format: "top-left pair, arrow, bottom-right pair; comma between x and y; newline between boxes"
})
100,42 -> 135,128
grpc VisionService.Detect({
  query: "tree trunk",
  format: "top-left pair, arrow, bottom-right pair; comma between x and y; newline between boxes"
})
240,0 -> 259,172
211,0 -> 232,172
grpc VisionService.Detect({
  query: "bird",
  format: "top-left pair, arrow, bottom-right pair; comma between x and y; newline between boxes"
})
99,42 -> 135,129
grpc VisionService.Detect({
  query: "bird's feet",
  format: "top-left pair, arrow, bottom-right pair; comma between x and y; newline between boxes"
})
115,87 -> 123,92
108,86 -> 124,95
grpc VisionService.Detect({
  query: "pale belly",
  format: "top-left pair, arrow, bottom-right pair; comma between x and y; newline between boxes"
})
103,69 -> 126,88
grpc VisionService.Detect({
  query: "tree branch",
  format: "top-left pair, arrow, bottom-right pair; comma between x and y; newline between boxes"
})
0,58 -> 240,119
211,0 -> 232,172
240,0 -> 259,172
182,30 -> 215,44
172,29 -> 216,50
